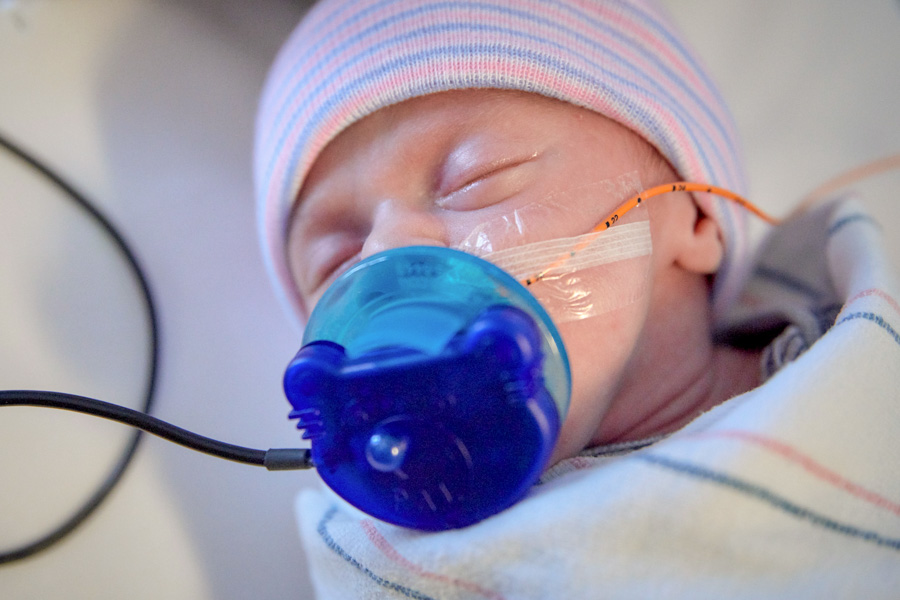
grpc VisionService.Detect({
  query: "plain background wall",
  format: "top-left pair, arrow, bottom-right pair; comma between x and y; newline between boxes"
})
1,2 -> 317,598
1,1 -> 897,598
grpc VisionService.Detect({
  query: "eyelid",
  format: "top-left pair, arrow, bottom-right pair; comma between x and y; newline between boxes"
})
300,236 -> 363,298
437,152 -> 538,199
320,251 -> 361,292
435,153 -> 540,213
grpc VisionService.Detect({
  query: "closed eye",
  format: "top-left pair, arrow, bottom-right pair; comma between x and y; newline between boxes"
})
436,154 -> 539,212
298,235 -> 363,300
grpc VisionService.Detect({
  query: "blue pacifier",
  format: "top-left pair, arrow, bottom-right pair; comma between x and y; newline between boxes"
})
283,246 -> 570,530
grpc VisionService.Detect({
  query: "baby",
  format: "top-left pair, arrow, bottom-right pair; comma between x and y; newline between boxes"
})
256,0 -> 900,597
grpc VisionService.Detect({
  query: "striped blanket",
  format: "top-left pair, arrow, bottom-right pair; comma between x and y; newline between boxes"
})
295,198 -> 900,599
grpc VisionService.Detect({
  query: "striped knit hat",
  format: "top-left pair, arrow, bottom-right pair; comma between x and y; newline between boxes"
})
255,0 -> 749,324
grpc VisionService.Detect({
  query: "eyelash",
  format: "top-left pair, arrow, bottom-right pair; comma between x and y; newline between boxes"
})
436,157 -> 537,212
324,250 -> 362,287
303,238 -> 363,298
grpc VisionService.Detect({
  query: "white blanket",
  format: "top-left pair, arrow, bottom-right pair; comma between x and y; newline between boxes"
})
296,198 -> 900,599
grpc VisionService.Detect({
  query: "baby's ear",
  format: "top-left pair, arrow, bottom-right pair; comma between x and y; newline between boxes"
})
674,205 -> 724,275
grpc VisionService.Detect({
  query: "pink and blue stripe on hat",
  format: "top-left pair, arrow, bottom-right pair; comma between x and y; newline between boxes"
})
255,0 -> 749,323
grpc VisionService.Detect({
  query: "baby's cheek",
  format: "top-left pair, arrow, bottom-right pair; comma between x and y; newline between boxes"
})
549,301 -> 648,463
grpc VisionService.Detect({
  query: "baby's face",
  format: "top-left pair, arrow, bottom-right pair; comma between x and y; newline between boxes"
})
288,89 -> 686,462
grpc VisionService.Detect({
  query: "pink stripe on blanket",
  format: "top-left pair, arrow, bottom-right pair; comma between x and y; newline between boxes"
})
359,519 -> 508,600
840,287 -> 900,319
684,430 -> 900,519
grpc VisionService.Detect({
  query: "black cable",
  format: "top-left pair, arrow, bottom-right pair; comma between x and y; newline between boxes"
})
0,132 -> 315,564
0,390 -> 313,471
0,131 -> 160,565
0,132 -> 314,565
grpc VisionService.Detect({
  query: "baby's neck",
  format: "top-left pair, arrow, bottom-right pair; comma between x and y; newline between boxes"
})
590,264 -> 762,447
598,344 -> 761,444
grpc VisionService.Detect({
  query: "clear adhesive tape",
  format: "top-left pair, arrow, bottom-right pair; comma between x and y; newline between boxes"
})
483,221 -> 652,323
457,172 -> 653,324
484,221 -> 652,281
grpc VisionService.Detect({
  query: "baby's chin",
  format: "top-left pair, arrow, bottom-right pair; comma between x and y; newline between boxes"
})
548,325 -> 643,464
548,439 -> 582,467
548,433 -> 595,467
548,396 -> 613,466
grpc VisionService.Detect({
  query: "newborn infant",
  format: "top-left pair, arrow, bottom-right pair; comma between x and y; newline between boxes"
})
254,1 -> 900,597
283,88 -> 759,465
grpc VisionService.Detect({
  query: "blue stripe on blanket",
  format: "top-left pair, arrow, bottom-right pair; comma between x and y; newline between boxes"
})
835,311 -> 900,347
637,453 -> 900,552
828,213 -> 880,237
317,505 -> 436,600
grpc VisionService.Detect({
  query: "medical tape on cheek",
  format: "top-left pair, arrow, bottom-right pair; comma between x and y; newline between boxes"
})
480,220 -> 653,323
456,171 -> 652,324
483,221 -> 652,278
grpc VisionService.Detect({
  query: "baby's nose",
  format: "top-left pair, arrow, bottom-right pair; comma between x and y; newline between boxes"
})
359,199 -> 448,260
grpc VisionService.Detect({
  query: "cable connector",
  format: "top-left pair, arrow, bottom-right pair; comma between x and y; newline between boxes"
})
263,448 -> 314,470
0,390 -> 315,470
